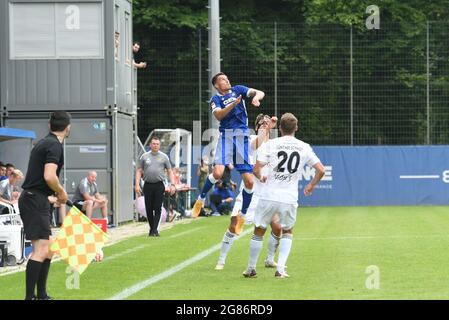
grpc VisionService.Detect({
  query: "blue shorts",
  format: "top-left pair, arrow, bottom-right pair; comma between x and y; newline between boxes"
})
214,129 -> 253,174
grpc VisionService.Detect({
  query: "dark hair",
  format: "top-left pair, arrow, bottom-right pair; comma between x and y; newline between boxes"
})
133,41 -> 141,46
150,136 -> 160,143
50,111 -> 71,132
280,113 -> 298,135
6,163 -> 14,169
211,72 -> 226,86
254,113 -> 271,133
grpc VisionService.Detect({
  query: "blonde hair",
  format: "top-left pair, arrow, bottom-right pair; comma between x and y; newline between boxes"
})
12,169 -> 24,179
280,113 -> 298,135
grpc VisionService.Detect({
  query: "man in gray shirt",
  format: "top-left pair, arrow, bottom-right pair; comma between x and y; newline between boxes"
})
135,136 -> 175,237
72,171 -> 109,222
0,169 -> 23,205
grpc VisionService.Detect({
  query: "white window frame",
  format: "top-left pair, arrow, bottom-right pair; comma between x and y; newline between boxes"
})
9,1 -> 105,60
115,4 -> 120,62
124,11 -> 131,66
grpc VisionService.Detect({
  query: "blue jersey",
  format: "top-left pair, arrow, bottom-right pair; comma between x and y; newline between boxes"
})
210,85 -> 251,132
212,186 -> 234,200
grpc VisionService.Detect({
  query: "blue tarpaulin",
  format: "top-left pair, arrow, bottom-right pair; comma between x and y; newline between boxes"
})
0,128 -> 36,142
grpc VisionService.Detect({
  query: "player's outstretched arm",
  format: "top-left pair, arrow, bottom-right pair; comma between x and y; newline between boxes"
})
252,116 -> 277,151
248,89 -> 265,107
304,162 -> 325,196
269,116 -> 278,129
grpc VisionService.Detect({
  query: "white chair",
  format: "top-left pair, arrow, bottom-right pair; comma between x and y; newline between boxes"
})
0,201 -> 25,265
0,201 -> 22,226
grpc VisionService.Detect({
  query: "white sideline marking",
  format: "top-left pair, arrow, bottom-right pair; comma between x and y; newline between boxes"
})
103,227 -> 204,262
102,244 -> 148,262
168,227 -> 204,239
108,229 -> 253,300
0,227 -> 203,277
399,175 -> 440,179
297,234 -> 449,241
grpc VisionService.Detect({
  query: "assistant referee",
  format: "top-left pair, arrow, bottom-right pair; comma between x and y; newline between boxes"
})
19,111 -> 71,300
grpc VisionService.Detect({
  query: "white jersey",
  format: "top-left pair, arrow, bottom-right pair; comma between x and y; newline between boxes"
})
241,135 -> 268,195
256,136 -> 320,205
231,135 -> 270,221
248,135 -> 258,165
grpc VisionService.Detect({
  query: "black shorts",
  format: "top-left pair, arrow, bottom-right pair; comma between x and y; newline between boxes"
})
19,190 -> 52,241
74,201 -> 85,212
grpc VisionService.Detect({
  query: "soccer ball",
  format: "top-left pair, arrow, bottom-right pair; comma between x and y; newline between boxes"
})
95,249 -> 104,262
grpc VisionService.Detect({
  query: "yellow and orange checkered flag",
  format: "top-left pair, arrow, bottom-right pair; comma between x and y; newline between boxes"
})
50,204 -> 109,275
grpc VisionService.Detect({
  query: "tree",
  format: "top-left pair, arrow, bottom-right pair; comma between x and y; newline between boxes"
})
133,0 -> 449,145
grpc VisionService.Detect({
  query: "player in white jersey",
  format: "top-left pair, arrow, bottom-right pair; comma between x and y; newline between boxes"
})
243,113 -> 325,278
215,114 -> 282,270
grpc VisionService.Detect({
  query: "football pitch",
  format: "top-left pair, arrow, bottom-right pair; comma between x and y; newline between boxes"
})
1,206 -> 449,300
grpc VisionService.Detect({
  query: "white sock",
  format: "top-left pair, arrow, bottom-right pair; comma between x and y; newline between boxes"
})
243,187 -> 254,194
208,174 -> 218,184
197,174 -> 218,201
218,230 -> 236,265
248,234 -> 263,270
265,232 -> 280,263
277,234 -> 293,273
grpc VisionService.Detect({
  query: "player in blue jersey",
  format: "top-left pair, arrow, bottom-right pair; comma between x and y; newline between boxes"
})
192,73 -> 265,235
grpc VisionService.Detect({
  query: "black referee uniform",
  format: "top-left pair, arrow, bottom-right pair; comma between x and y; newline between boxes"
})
19,112 -> 68,300
20,133 -> 64,240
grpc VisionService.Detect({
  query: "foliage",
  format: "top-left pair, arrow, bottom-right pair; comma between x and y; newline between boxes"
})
133,0 -> 449,145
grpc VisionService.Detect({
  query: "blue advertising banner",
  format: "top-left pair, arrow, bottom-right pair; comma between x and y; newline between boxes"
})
299,146 -> 449,206
190,146 -> 449,207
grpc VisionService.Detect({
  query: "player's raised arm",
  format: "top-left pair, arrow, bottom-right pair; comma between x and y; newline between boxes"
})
253,140 -> 269,182
247,88 -> 265,107
213,95 -> 242,121
251,115 -> 277,151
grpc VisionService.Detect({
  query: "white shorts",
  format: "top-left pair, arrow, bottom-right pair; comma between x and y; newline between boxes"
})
254,199 -> 298,231
231,193 -> 258,225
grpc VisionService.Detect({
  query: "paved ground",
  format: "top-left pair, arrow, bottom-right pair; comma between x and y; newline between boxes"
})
0,217 -> 196,277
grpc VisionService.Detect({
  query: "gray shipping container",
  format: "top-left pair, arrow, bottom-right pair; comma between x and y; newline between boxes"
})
0,0 -> 137,224
0,0 -> 134,114
1,111 -> 135,224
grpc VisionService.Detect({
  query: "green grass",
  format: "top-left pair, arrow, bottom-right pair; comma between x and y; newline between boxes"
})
2,206 -> 449,300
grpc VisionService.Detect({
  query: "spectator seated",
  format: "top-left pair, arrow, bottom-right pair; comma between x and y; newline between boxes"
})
72,171 -> 109,223
209,180 -> 234,216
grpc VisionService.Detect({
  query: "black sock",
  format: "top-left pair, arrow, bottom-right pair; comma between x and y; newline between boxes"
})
37,259 -> 51,298
25,260 -> 42,300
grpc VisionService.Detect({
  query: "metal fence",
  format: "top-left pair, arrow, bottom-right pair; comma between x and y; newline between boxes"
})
135,22 -> 449,145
